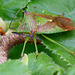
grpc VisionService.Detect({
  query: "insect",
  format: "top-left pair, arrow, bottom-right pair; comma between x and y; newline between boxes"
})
0,27 -> 5,35
9,7 -> 75,58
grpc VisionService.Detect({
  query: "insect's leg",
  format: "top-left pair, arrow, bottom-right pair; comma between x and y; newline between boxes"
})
18,12 -> 27,32
12,32 -> 25,35
21,36 -> 29,57
29,35 -> 42,41
34,34 -> 39,58
42,9 -> 51,13
32,6 -> 36,13
42,10 -> 56,16
9,7 -> 26,29
42,34 -> 75,55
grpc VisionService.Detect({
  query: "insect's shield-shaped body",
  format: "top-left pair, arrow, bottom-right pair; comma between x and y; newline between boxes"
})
25,11 -> 37,35
16,11 -> 37,36
17,11 -> 75,35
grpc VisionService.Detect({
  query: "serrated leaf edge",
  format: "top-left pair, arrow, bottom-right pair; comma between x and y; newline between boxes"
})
42,40 -> 72,66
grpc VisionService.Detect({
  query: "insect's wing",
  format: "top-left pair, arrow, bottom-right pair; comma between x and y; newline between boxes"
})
36,21 -> 64,34
34,14 -> 75,34
53,16 -> 75,31
69,21 -> 75,29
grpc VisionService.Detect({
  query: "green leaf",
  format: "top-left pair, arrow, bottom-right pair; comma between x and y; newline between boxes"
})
8,44 -> 23,59
0,60 -> 31,75
1,0 -> 75,75
26,0 -> 75,68
0,0 -> 30,20
27,0 -> 75,20
65,64 -> 75,75
8,43 -> 70,70
28,52 -> 63,75
38,30 -> 75,66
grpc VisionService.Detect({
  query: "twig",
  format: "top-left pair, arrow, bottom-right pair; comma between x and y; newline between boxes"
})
0,33 -> 42,64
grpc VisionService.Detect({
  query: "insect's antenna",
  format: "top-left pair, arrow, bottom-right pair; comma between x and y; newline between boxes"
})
9,7 -> 26,29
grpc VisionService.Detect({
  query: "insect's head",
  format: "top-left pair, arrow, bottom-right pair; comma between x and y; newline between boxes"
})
30,30 -> 36,35
24,11 -> 30,15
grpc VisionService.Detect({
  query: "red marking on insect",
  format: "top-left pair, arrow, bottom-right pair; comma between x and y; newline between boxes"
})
0,27 -> 5,35
24,11 -> 30,15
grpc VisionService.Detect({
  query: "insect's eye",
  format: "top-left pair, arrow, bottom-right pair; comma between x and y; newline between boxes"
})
25,11 -> 27,14
30,31 -> 33,34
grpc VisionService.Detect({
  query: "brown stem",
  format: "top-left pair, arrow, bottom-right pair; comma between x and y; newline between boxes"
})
0,33 -> 42,64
